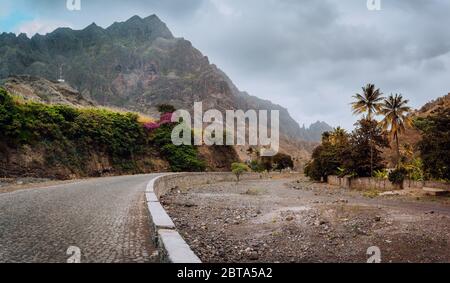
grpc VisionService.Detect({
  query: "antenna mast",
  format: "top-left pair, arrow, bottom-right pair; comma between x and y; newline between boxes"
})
57,65 -> 65,83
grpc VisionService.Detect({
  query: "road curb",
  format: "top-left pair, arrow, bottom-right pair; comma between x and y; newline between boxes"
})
145,174 -> 202,263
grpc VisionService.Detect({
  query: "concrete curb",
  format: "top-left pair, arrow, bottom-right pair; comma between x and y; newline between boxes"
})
145,174 -> 202,263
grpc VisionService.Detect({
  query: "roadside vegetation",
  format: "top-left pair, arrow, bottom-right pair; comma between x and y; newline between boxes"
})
247,148 -> 294,173
231,162 -> 250,182
305,84 -> 449,184
0,88 -> 205,177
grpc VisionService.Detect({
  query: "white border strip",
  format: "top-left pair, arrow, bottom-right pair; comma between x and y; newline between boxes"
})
146,174 -> 201,263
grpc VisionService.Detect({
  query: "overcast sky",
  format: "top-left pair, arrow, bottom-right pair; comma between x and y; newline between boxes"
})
1,0 -> 449,129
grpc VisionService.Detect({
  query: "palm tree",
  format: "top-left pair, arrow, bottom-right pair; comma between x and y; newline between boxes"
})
352,84 -> 384,120
330,127 -> 348,145
351,84 -> 384,176
380,94 -> 412,168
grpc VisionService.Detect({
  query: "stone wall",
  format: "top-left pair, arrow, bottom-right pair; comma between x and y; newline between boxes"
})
153,172 -> 302,198
154,172 -> 257,198
327,175 -> 450,191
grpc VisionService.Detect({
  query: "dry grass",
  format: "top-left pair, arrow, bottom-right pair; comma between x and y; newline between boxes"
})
244,187 -> 268,196
363,189 -> 381,198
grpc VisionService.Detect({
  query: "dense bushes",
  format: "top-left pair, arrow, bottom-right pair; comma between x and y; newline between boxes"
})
388,167 -> 408,185
247,152 -> 294,173
305,127 -> 351,181
249,160 -> 265,172
0,88 -> 205,174
305,120 -> 389,181
271,153 -> 294,171
150,123 -> 205,172
343,119 -> 389,177
415,108 -> 450,181
1,88 -> 147,161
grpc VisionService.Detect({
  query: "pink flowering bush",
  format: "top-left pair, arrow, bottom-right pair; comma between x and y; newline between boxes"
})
143,121 -> 161,131
143,112 -> 173,131
159,112 -> 173,125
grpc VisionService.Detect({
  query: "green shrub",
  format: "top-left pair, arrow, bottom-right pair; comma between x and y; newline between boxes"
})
304,160 -> 324,181
374,169 -> 389,180
404,158 -> 424,181
231,162 -> 250,182
156,104 -> 176,113
415,109 -> 450,181
249,160 -> 265,172
0,89 -> 207,175
272,153 -> 294,171
337,167 -> 347,178
151,123 -> 205,172
388,167 -> 408,185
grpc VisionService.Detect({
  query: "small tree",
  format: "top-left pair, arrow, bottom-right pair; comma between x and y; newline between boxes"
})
343,119 -> 389,177
157,104 -> 176,114
249,160 -> 264,172
272,153 -> 294,171
351,84 -> 385,176
231,162 -> 250,182
389,167 -> 408,189
305,128 -> 351,181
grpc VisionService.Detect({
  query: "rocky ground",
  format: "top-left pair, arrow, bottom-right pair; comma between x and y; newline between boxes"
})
161,176 -> 450,263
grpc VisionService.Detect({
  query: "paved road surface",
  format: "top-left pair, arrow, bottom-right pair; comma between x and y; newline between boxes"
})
0,174 -> 161,263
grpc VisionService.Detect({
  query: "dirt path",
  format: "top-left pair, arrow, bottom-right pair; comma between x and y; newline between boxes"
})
161,177 -> 450,263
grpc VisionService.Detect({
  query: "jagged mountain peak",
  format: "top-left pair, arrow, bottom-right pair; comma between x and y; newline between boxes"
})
84,22 -> 102,30
299,121 -> 333,142
106,14 -> 173,41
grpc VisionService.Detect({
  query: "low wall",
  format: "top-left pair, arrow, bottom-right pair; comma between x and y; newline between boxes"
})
423,181 -> 450,190
328,175 -> 450,191
147,172 -> 301,263
153,172 -> 274,198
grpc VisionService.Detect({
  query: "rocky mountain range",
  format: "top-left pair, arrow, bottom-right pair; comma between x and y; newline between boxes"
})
0,14 -> 330,144
298,121 -> 333,142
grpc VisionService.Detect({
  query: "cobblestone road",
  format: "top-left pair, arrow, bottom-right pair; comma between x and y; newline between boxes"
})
0,174 -> 161,263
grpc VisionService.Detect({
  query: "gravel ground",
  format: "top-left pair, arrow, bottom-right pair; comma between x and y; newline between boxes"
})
162,177 -> 450,263
0,174 -> 161,263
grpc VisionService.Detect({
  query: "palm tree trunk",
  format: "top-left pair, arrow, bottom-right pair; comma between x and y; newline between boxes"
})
368,112 -> 374,177
395,133 -> 400,169
370,142 -> 373,177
